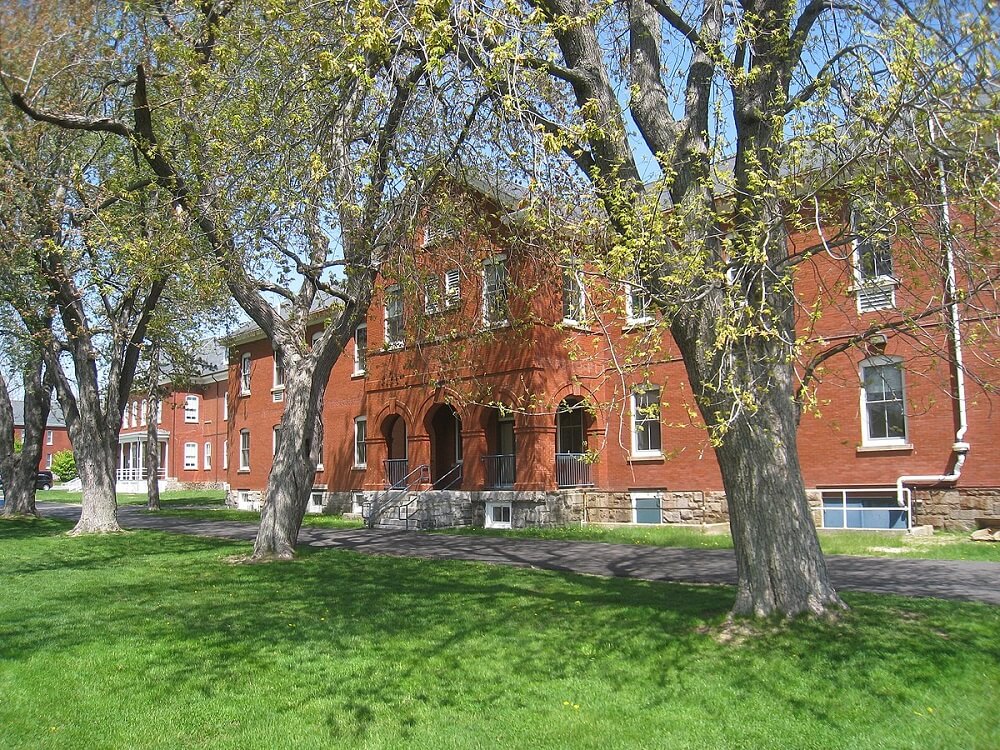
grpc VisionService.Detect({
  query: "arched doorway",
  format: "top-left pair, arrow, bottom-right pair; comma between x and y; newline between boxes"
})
483,408 -> 516,489
556,398 -> 592,487
381,414 -> 408,487
428,404 -> 463,489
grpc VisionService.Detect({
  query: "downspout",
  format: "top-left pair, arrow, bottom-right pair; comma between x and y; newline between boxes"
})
895,138 -> 971,522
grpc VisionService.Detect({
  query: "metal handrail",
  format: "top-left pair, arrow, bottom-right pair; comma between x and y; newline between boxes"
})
364,464 -> 429,528
432,461 -> 463,490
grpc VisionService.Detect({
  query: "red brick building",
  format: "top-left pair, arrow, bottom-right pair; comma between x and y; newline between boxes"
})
116,342 -> 229,491
220,193 -> 999,531
11,401 -> 72,478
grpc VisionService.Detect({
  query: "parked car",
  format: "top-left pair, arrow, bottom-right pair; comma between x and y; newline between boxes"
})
0,471 -> 53,491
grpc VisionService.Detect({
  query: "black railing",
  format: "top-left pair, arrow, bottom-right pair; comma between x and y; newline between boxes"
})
482,453 -> 516,489
384,458 -> 409,489
556,453 -> 592,488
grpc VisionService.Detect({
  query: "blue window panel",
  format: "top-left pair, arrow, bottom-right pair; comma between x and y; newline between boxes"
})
634,497 -> 661,524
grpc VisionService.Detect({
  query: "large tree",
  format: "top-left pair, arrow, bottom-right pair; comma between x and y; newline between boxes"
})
455,0 -> 999,616
8,0 -> 478,557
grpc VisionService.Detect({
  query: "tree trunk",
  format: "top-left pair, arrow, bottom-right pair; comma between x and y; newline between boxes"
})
146,396 -> 161,510
0,364 -> 50,518
70,426 -> 120,534
251,370 -> 319,560
713,363 -> 845,617
2,463 -> 38,518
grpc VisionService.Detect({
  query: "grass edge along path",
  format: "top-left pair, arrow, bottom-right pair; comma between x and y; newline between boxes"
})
1,517 -> 999,750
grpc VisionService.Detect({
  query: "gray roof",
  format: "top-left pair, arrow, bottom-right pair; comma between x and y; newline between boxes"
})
11,400 -> 66,428
189,338 -> 227,374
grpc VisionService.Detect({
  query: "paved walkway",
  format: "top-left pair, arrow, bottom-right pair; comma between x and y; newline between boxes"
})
37,502 -> 1000,606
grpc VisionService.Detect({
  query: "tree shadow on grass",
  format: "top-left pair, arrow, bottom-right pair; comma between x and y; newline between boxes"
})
2,529 -> 999,748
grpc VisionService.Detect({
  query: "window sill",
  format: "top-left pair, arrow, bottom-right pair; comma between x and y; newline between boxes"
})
483,320 -> 510,330
240,390 -> 251,398
351,371 -> 366,379
848,278 -> 899,294
623,318 -> 653,331
315,464 -> 325,472
352,464 -> 367,471
856,443 -> 913,454
628,452 -> 665,463
237,468 -> 250,474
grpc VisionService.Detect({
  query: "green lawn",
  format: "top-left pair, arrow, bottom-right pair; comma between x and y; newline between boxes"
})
1,518 -> 998,749
436,524 -> 1000,562
148,507 -> 365,529
36,489 -> 227,507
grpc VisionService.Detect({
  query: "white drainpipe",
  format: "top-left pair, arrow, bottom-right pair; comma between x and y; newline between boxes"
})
895,143 -> 971,522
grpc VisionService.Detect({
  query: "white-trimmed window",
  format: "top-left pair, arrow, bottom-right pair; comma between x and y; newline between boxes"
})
632,493 -> 662,524
239,430 -> 251,471
184,395 -> 200,424
444,268 -> 461,308
861,356 -> 908,445
352,491 -> 365,515
184,442 -> 198,470
272,425 -> 282,456
310,490 -> 325,511
204,442 -> 212,470
222,397 -> 228,422
354,417 -> 367,467
140,400 -> 147,426
561,259 -> 585,324
424,276 -> 441,314
223,439 -> 229,470
485,501 -> 512,529
384,286 -> 404,347
853,209 -> 896,312
482,255 -> 509,327
131,401 -> 138,427
46,429 -> 53,446
46,453 -> 52,469
240,353 -> 252,395
353,323 -> 367,375
625,282 -> 652,325
273,353 -> 285,402
156,401 -> 162,424
631,386 -> 662,456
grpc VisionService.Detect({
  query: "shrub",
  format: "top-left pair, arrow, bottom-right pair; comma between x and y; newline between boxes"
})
51,450 -> 77,482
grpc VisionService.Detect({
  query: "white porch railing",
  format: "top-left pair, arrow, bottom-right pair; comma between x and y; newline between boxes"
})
116,467 -> 167,482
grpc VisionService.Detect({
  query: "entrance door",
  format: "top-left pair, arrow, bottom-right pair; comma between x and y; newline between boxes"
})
430,405 -> 463,489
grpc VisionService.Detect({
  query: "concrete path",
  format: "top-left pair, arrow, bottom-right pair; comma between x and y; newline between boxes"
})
37,502 -> 1000,606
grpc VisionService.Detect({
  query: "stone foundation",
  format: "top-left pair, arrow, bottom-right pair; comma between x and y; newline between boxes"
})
913,488 -> 1000,531
228,484 -> 1000,531
166,480 -> 228,492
